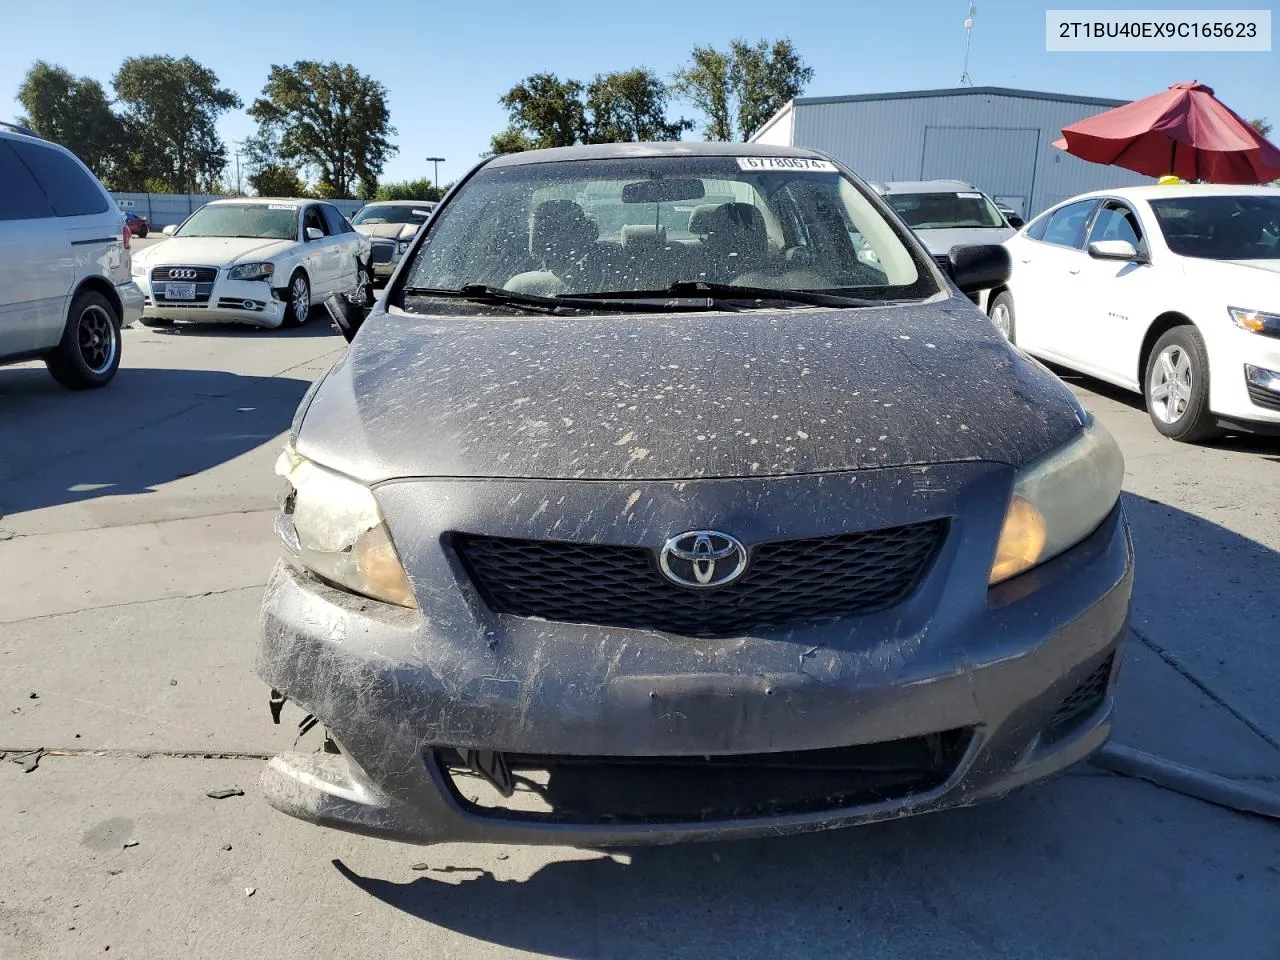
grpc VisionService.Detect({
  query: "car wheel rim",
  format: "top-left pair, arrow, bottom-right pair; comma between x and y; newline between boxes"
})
991,303 -> 1011,338
292,278 -> 310,320
1149,345 -> 1193,423
78,305 -> 117,374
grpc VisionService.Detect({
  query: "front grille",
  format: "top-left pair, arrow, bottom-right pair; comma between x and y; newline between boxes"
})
1246,382 -> 1280,411
151,266 -> 217,283
454,520 -> 947,638
1044,654 -> 1115,743
435,729 -> 970,825
370,242 -> 395,264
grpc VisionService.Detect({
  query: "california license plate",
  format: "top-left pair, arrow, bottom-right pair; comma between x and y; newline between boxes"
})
164,282 -> 197,300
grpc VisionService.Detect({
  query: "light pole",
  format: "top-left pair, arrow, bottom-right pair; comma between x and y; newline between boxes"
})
425,156 -> 445,193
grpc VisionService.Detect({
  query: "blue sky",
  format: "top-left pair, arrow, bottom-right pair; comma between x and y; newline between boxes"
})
4,0 -> 1275,187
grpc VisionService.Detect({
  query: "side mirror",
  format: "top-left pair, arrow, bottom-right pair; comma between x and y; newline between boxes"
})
162,223 -> 178,236
305,227 -> 325,241
1088,239 -> 1141,261
947,243 -> 1011,294
323,293 -> 370,342
1005,213 -> 1026,229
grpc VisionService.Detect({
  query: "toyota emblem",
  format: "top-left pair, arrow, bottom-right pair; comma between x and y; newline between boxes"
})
659,531 -> 748,588
167,268 -> 199,280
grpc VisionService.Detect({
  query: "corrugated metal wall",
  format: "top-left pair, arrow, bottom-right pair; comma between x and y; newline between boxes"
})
110,193 -> 366,228
788,91 -> 1149,216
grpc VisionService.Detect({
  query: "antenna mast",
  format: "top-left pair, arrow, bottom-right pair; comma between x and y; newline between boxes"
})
960,3 -> 976,86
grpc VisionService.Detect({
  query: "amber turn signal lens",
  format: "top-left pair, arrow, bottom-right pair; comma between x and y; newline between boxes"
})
989,494 -> 1047,584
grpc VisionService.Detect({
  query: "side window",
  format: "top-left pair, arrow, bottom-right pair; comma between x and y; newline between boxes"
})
0,142 -> 56,221
303,206 -> 330,238
9,140 -> 108,217
1088,204 -> 1143,249
1039,200 -> 1099,249
320,204 -> 349,235
1024,211 -> 1051,241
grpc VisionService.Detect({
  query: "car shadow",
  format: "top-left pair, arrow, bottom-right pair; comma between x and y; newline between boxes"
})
136,315 -> 338,339
0,366 -> 312,515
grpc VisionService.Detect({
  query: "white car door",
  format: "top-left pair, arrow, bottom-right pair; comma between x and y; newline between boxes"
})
0,140 -> 74,357
299,205 -> 337,294
1010,199 -> 1100,363
319,204 -> 358,294
1073,201 -> 1161,388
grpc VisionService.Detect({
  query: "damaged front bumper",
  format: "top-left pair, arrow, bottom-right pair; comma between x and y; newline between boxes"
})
256,467 -> 1133,846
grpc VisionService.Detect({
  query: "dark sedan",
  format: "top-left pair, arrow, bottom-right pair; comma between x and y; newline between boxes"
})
258,142 -> 1132,846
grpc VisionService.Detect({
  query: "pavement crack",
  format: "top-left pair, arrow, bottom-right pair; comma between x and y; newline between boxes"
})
2,747 -> 273,760
0,583 -> 263,625
0,504 -> 278,539
1133,626 -> 1280,753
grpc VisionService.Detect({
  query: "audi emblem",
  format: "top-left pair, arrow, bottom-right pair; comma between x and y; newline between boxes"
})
167,268 -> 199,280
659,531 -> 748,588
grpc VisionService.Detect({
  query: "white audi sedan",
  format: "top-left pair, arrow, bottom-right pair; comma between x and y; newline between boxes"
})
989,185 -> 1280,441
132,198 -> 371,329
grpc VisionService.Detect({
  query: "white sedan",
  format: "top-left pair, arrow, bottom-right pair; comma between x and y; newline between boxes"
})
988,184 -> 1280,441
131,198 -> 371,329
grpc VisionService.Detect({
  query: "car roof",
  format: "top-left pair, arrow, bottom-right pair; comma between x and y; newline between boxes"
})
363,200 -> 435,206
485,141 -> 832,168
878,179 -> 979,194
206,196 -> 314,205
1066,183 -> 1280,204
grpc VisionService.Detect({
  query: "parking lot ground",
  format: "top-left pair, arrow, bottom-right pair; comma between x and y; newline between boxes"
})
2,323 -> 1279,959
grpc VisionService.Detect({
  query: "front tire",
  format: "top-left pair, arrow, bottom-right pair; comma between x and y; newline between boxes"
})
1144,326 -> 1219,442
281,271 -> 312,327
45,290 -> 122,389
988,291 -> 1016,343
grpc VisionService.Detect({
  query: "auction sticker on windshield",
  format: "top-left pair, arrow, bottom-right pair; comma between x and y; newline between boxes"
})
736,157 -> 838,172
268,204 -> 298,211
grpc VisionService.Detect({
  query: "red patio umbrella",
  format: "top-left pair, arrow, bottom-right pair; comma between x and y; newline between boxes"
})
1052,81 -> 1280,184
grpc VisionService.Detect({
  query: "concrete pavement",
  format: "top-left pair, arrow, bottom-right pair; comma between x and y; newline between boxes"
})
2,321 -> 1278,959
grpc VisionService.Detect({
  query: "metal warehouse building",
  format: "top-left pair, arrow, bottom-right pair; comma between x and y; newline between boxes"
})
751,86 -> 1150,218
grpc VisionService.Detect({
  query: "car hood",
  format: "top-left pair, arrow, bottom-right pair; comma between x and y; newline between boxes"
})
295,299 -> 1083,483
136,236 -> 296,266
915,227 -> 1015,255
355,223 -> 416,240
1178,255 -> 1280,303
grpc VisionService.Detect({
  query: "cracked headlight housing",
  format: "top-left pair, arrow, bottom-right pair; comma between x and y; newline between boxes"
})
274,447 -> 416,607
989,419 -> 1124,585
229,261 -> 275,281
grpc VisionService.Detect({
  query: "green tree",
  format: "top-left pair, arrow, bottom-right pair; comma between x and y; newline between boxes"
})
671,47 -> 734,141
113,55 -> 240,193
1250,118 -> 1273,139
585,68 -> 692,144
673,38 -> 813,141
375,178 -> 452,201
489,73 -> 586,154
248,61 -> 397,199
16,61 -> 124,182
249,163 -> 308,197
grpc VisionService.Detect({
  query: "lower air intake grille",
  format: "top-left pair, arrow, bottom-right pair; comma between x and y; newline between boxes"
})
454,520 -> 947,638
1045,654 -> 1115,743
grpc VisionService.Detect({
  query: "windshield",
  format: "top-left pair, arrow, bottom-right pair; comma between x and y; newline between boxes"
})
1149,195 -> 1280,261
175,203 -> 298,240
886,191 -> 1007,229
352,204 -> 433,226
403,156 -> 931,303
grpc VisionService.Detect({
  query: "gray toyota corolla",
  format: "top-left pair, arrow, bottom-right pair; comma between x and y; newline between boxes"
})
257,142 -> 1132,847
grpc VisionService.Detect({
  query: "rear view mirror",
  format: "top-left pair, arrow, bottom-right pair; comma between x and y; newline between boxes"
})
1088,239 -> 1141,261
162,223 -> 178,236
622,179 -> 706,204
306,227 -> 324,241
323,293 -> 370,342
947,243 -> 1011,294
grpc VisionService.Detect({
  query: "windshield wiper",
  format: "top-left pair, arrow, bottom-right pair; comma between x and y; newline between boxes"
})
402,284 -> 734,314
562,281 -> 885,309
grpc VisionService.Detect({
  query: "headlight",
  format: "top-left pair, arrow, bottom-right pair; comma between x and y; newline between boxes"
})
274,447 -> 416,607
130,260 -> 145,277
229,262 -> 275,281
1228,306 -> 1280,339
989,419 -> 1124,585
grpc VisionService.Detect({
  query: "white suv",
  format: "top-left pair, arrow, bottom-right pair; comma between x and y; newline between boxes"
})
0,123 -> 142,388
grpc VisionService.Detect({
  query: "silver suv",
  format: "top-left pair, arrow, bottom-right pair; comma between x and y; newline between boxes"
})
0,123 -> 143,388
